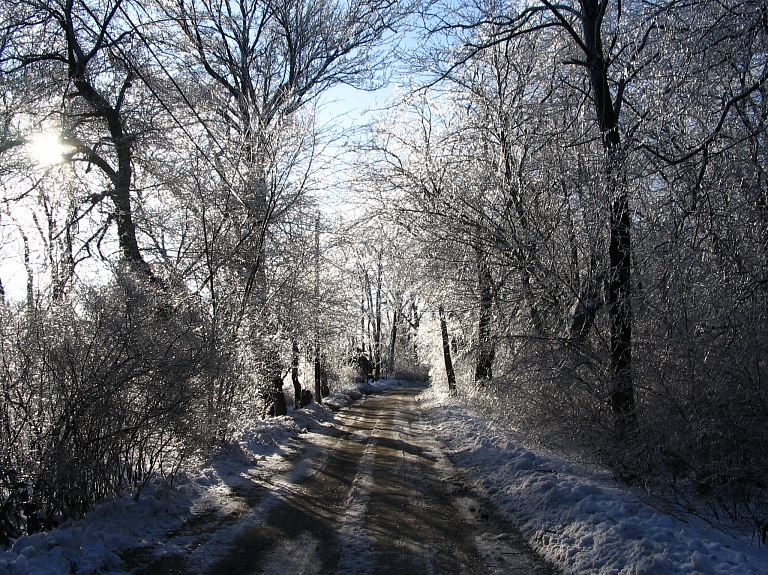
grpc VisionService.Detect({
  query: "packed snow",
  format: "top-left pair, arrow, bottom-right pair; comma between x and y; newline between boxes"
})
2,379 -> 767,575
419,385 -> 768,575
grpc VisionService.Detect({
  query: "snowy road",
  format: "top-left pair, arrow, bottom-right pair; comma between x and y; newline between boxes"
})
6,381 -> 767,574
123,387 -> 559,575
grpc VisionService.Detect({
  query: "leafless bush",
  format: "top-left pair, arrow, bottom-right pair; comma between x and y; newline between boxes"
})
0,271 -> 224,541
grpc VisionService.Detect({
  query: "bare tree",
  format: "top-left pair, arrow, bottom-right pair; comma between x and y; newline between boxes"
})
161,0 -> 411,413
438,304 -> 456,392
1,0 -> 161,279
419,0 -> 654,439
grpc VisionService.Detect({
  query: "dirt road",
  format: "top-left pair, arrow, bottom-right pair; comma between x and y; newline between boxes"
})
123,387 -> 559,575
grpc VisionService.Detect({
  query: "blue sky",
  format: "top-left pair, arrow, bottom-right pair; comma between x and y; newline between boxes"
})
317,83 -> 395,132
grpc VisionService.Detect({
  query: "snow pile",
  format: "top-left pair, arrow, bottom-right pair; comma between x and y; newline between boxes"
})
420,386 -> 768,575
0,479 -> 188,575
0,379 -> 406,575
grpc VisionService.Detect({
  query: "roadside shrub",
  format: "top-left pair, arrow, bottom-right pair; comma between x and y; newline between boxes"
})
0,272 -> 221,541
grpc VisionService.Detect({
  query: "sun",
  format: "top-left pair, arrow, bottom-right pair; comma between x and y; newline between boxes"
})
27,133 -> 66,166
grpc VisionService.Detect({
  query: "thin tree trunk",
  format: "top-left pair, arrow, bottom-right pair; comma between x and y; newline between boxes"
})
388,308 -> 399,376
314,215 -> 323,403
520,266 -> 543,336
438,305 -> 456,393
314,348 -> 322,402
360,279 -> 367,358
564,182 -> 580,293
475,253 -> 495,381
291,339 -> 301,408
409,300 -> 421,363
21,229 -> 33,308
49,202 -> 76,301
373,253 -> 383,381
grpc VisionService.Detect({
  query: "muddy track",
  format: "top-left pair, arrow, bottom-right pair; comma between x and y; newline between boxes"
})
121,388 -> 560,575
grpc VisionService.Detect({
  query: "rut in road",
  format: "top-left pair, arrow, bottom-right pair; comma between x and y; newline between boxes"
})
124,387 -> 560,575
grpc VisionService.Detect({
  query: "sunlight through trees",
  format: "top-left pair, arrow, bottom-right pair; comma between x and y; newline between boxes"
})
1,0 -> 767,545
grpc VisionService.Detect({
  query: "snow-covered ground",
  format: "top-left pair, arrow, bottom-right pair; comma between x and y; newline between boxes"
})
2,379 -> 767,575
0,379 -> 410,575
420,384 -> 768,575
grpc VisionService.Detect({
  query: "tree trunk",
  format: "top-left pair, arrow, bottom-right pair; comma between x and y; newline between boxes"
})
314,216 -> 323,404
520,265 -> 543,336
111,155 -> 146,273
608,190 -> 635,438
564,182 -> 580,293
314,347 -> 322,403
272,373 -> 287,417
264,341 -> 286,417
291,339 -> 301,408
475,254 -> 495,381
408,299 -> 421,362
320,364 -> 329,397
51,204 -> 76,301
360,278 -> 367,351
438,305 -> 457,393
388,308 -> 399,376
21,228 -> 33,308
373,254 -> 383,381
581,0 -> 637,438
67,52 -> 152,279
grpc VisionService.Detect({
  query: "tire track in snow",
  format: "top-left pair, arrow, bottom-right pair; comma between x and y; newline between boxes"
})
391,394 -> 438,575
133,387 -> 560,575
182,440 -> 330,573
258,531 -> 320,575
203,403 -> 384,575
334,412 -> 380,575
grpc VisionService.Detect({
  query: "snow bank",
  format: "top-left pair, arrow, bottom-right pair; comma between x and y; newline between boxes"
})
0,378 -> 407,575
420,386 -> 768,575
0,478 -> 186,575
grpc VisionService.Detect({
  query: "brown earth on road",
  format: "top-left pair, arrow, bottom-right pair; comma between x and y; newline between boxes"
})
122,387 -> 561,575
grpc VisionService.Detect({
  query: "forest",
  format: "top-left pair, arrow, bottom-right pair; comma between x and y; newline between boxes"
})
1,0 -> 767,546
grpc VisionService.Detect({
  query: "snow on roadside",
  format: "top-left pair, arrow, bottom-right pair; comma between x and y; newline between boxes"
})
420,385 -> 768,575
0,379 -> 409,575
